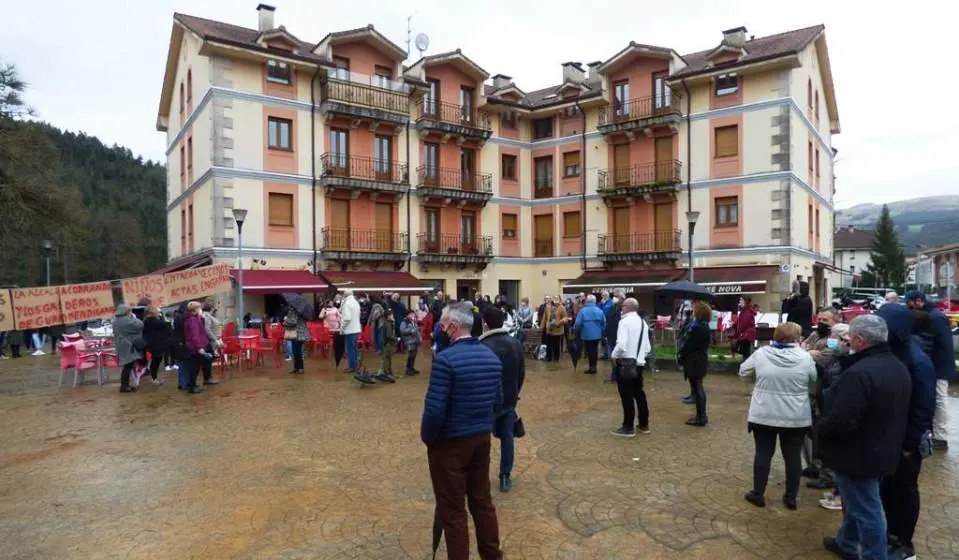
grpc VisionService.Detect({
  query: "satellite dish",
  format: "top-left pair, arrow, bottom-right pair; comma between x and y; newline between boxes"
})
414,33 -> 430,54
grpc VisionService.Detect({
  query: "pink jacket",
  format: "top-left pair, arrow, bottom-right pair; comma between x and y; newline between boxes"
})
321,307 -> 341,332
184,314 -> 208,353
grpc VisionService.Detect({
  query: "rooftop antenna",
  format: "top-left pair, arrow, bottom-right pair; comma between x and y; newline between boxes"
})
414,32 -> 430,57
405,13 -> 417,58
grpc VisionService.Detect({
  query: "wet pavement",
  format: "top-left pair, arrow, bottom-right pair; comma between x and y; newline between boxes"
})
1,353 -> 959,560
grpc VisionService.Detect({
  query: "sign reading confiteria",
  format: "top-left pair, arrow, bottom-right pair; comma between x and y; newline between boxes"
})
58,281 -> 115,323
0,289 -> 15,332
163,263 -> 232,304
12,287 -> 62,330
121,274 -> 166,307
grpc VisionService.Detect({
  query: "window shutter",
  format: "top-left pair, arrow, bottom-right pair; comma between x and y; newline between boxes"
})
715,125 -> 738,158
269,193 -> 294,226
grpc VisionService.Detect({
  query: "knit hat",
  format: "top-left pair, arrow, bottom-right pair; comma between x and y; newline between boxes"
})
115,304 -> 129,317
903,290 -> 926,302
831,323 -> 850,338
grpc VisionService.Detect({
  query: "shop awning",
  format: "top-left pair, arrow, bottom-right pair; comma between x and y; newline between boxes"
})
231,269 -> 329,294
150,250 -> 214,275
676,265 -> 779,295
318,271 -> 435,293
562,269 -> 684,294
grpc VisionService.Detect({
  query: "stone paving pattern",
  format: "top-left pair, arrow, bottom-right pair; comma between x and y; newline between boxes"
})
1,353 -> 958,559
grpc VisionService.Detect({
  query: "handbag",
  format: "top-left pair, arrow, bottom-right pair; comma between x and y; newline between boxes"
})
513,416 -> 526,438
283,314 -> 298,340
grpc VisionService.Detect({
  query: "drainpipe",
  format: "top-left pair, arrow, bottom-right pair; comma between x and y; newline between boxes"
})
681,78 -> 693,281
406,96 -> 412,272
575,97 -> 586,270
310,65 -> 321,307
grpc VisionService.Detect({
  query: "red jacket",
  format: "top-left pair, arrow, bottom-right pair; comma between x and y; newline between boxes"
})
733,305 -> 757,342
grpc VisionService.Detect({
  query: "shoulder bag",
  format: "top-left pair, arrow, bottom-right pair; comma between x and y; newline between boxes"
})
615,320 -> 646,380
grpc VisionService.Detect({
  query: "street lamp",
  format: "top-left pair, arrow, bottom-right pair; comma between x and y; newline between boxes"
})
42,240 -> 53,286
685,211 -> 700,283
232,208 -> 248,329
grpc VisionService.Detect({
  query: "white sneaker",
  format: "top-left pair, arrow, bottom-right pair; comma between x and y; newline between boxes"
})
285,357 -> 292,362
819,496 -> 842,511
32,350 -> 46,356
164,366 -> 173,372
0,355 -> 8,360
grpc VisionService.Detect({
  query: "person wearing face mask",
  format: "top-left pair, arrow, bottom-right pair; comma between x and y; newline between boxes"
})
803,307 -> 842,367
807,323 -> 850,494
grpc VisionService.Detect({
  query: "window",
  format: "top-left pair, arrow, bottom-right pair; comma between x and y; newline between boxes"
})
808,141 -> 814,172
715,196 -> 738,226
653,71 -> 671,109
461,211 -> 476,242
269,192 -> 294,226
330,128 -> 348,167
186,69 -> 192,105
815,208 -> 820,236
614,81 -> 629,114
180,208 -> 186,252
186,137 -> 193,178
178,82 -> 184,115
715,73 -> 739,96
815,148 -> 820,180
424,79 -> 439,115
714,125 -> 738,158
460,87 -> 475,123
501,111 -> 517,130
808,204 -> 814,233
502,213 -> 517,239
374,135 -> 392,174
814,91 -> 820,122
532,117 -> 553,140
534,156 -> 553,193
563,211 -> 581,238
268,117 -> 292,150
179,145 -> 185,181
850,250 -> 856,259
331,56 -> 349,80
373,66 -> 391,89
559,106 -> 580,119
425,207 -> 440,242
563,151 -> 581,177
850,265 -> 855,273
267,60 -> 291,84
423,142 -> 439,179
501,154 -> 517,180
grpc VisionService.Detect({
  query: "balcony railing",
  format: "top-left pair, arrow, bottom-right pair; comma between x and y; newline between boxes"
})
597,160 -> 682,194
321,227 -> 408,253
416,166 -> 492,193
598,230 -> 682,256
534,239 -> 554,257
320,77 -> 409,115
418,100 -> 492,132
598,93 -> 683,129
416,233 -> 493,257
320,153 -> 408,185
534,179 -> 553,199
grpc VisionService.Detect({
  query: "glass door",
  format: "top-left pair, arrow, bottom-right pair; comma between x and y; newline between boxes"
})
330,129 -> 349,176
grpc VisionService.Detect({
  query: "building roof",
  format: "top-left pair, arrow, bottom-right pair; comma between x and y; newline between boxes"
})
671,24 -> 824,79
484,81 -> 602,109
174,13 -> 328,65
833,228 -> 874,250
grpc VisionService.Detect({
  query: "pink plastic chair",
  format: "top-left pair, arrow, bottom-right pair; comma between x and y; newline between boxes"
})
57,342 -> 100,388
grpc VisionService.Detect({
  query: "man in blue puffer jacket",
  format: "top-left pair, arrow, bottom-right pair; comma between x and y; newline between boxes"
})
904,290 -> 956,451
876,303 -> 937,560
421,301 -> 503,560
573,294 -> 606,374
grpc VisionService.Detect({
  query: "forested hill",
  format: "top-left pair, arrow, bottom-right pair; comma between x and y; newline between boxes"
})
0,118 -> 167,288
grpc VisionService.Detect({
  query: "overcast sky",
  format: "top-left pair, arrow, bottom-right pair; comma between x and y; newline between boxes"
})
2,0 -> 956,208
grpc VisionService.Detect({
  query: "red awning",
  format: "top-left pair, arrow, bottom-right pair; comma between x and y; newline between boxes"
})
563,269 -> 684,294
231,269 -> 329,294
318,271 -> 434,293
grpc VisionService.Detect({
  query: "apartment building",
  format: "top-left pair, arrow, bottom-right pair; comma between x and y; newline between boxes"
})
157,4 -> 840,316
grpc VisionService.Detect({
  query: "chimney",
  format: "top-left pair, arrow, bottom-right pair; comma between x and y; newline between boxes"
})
491,74 -> 512,90
561,61 -> 585,83
721,26 -> 747,48
257,3 -> 276,32
585,61 -> 602,87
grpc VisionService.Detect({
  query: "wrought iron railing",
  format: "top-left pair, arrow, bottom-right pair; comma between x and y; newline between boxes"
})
598,230 -> 682,255
534,239 -> 554,257
418,99 -> 491,131
321,227 -> 408,253
320,153 -> 408,184
597,160 -> 682,190
598,93 -> 683,127
416,234 -> 493,256
320,77 -> 409,114
415,166 -> 492,193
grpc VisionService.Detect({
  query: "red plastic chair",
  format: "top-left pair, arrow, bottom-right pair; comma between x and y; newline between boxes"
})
219,336 -> 244,378
358,324 -> 372,350
222,322 -> 237,339
311,325 -> 333,358
241,328 -> 260,337
57,342 -> 100,388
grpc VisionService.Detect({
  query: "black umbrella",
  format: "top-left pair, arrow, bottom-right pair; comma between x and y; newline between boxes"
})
655,280 -> 715,302
282,293 -> 315,320
566,329 -> 582,370
431,506 -> 443,559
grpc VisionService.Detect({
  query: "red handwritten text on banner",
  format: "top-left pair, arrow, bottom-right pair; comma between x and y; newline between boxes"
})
58,281 -> 115,323
163,263 -> 232,304
12,288 -> 62,330
121,274 -> 166,308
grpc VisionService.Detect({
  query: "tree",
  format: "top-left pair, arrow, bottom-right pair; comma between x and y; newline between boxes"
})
0,62 -> 34,119
865,204 -> 907,288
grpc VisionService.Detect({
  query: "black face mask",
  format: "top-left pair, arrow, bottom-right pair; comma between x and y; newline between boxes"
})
439,327 -> 452,347
816,322 -> 830,337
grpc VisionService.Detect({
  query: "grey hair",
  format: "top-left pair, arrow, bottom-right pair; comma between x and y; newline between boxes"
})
622,297 -> 639,312
443,302 -> 475,330
848,314 -> 888,346
586,294 -> 597,304
817,307 -> 841,322
612,288 -> 625,298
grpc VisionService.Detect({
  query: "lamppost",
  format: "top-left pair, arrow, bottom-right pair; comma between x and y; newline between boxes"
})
42,239 -> 53,286
685,211 -> 700,283
232,208 -> 248,329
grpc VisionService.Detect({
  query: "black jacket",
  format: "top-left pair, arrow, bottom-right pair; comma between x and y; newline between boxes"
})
816,343 -> 912,478
142,316 -> 172,354
784,294 -> 814,336
605,304 -> 622,348
678,320 -> 710,380
480,328 -> 526,409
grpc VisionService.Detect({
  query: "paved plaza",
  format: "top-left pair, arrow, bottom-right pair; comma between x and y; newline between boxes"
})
1,354 -> 958,560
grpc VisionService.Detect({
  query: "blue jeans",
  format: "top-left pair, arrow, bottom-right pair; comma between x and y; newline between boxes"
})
834,473 -> 888,560
285,340 -> 292,359
177,360 -> 190,388
32,333 -> 47,352
494,408 -> 517,477
345,333 -> 359,370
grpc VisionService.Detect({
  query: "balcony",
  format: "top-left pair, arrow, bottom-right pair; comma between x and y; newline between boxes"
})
597,94 -> 683,135
320,227 -> 409,265
534,180 -> 553,199
416,233 -> 494,271
318,76 -> 410,126
319,153 -> 409,196
598,230 -> 683,262
534,239 -> 554,258
416,100 -> 492,142
597,160 -> 682,201
416,166 -> 493,206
